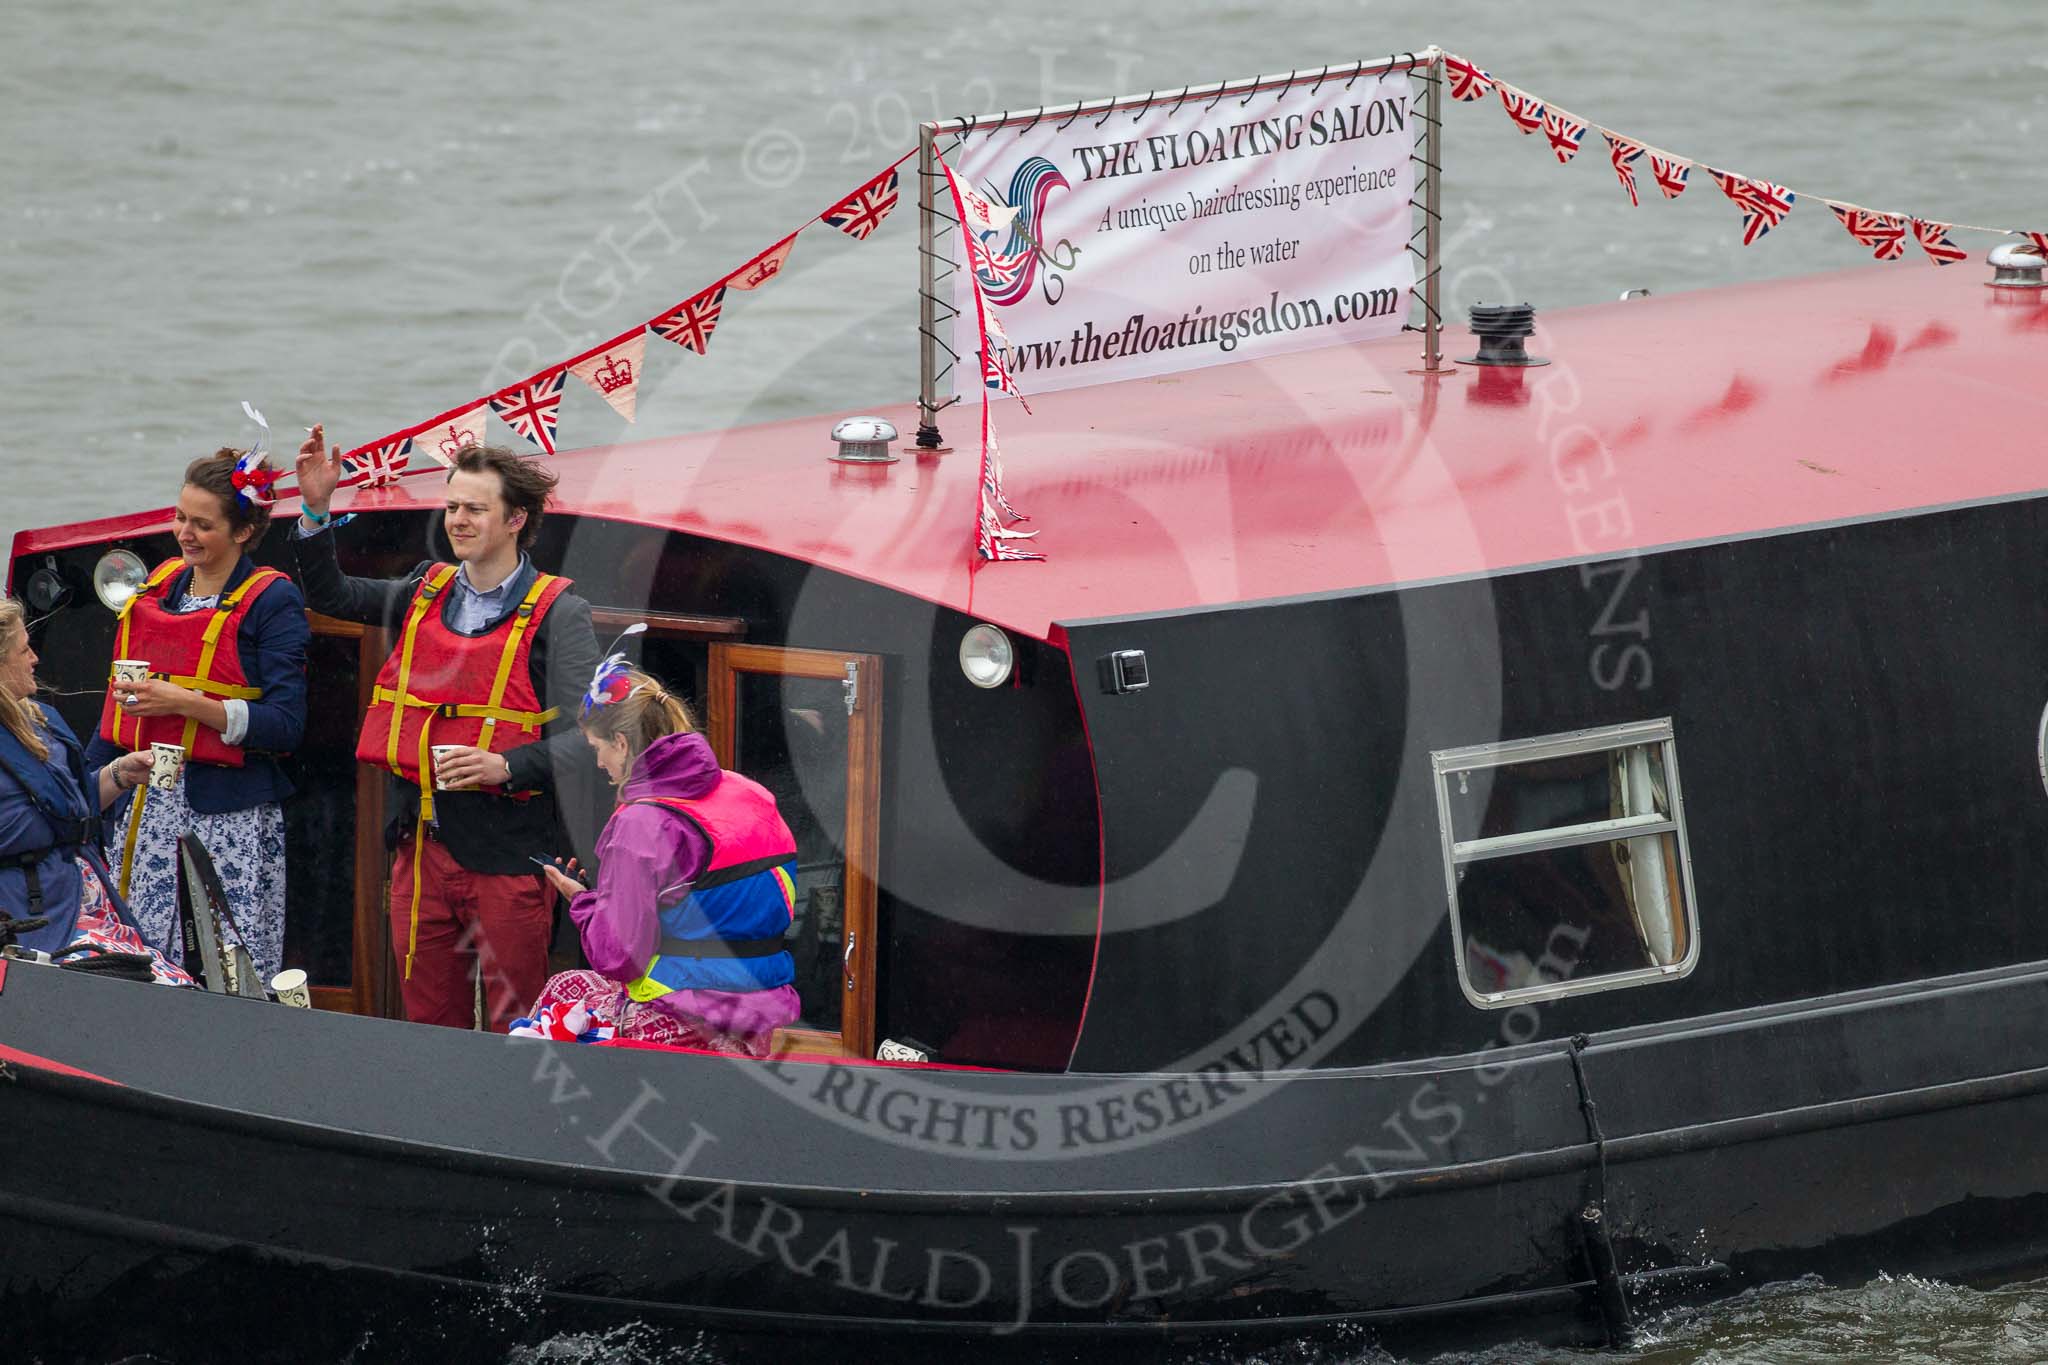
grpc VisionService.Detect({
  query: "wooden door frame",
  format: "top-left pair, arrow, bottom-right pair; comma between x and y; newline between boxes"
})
303,612 -> 392,1016
708,642 -> 883,1059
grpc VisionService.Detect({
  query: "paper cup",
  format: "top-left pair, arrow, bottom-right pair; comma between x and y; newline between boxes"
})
148,742 -> 186,792
431,744 -> 465,791
271,968 -> 311,1008
113,659 -> 149,704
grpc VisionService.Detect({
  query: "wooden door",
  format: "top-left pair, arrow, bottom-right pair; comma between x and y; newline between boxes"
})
292,612 -> 391,1015
706,643 -> 882,1058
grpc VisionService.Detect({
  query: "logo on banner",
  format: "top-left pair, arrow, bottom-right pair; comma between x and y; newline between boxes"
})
971,157 -> 1077,307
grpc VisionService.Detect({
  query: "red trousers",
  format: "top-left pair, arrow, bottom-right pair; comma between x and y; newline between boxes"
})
389,834 -> 552,1032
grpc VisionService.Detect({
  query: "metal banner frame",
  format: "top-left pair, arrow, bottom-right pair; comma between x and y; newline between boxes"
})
915,46 -> 1447,450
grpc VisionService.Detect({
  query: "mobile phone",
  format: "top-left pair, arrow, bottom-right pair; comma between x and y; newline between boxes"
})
530,855 -> 591,888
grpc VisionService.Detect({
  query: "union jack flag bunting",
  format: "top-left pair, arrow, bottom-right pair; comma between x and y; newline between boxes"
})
981,346 -> 1031,413
491,370 -> 567,454
1541,110 -> 1588,164
1829,205 -> 1907,261
978,491 -> 1043,561
650,287 -> 727,355
1650,154 -> 1690,200
1498,86 -> 1546,135
1442,54 -> 1494,102
1911,219 -> 1968,266
1708,169 -> 1795,246
976,417 -> 1039,561
1602,133 -> 1644,206
982,423 -> 1027,523
342,436 -> 412,488
821,168 -> 901,241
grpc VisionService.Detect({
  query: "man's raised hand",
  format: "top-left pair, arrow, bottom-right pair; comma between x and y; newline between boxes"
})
295,422 -> 342,516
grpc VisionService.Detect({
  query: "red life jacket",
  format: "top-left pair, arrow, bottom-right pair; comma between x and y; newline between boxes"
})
353,563 -> 569,822
96,558 -> 285,768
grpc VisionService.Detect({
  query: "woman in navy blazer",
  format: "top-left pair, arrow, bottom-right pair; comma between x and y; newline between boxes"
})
85,449 -> 308,980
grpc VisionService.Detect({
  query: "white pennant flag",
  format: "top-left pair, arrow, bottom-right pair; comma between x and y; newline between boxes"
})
416,402 -> 492,467
567,330 -> 647,423
724,233 -> 797,291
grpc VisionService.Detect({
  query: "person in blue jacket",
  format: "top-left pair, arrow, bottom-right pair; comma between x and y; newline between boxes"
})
85,449 -> 309,981
0,597 -> 188,983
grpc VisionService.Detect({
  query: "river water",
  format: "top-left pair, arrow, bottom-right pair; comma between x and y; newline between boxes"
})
6,1 -> 2047,1361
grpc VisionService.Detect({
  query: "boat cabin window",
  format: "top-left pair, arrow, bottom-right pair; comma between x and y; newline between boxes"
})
1430,719 -> 1699,1007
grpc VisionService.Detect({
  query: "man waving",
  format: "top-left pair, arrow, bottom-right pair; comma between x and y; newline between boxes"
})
293,425 -> 599,1031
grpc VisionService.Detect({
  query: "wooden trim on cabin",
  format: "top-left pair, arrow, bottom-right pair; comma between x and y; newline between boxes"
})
590,607 -> 748,640
304,611 -> 365,639
708,642 -> 884,1061
842,652 -> 882,1060
771,1026 -> 845,1058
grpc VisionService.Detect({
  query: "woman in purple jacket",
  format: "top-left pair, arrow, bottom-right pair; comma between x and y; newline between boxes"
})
526,661 -> 801,1055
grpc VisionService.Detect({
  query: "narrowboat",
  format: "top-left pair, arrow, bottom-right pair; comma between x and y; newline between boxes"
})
4,248 -> 2048,1356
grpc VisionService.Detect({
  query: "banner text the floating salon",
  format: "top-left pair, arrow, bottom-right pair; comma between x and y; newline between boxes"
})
950,77 -> 1415,397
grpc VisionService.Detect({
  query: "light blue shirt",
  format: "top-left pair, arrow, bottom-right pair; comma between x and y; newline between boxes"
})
448,558 -> 529,634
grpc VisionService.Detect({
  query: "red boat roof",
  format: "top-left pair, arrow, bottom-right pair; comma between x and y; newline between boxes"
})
17,263 -> 2046,642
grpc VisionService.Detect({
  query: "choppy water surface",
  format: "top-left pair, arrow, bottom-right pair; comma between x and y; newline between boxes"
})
477,1271 -> 2048,1362
8,2 -> 2048,1361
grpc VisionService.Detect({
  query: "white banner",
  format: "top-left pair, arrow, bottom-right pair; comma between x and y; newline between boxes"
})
949,70 -> 1415,398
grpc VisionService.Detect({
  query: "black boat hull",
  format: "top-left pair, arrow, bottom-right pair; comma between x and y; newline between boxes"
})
6,957 -> 2048,1352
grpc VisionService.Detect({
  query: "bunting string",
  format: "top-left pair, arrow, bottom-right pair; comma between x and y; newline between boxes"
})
292,147 -> 920,497
1443,52 -> 2048,264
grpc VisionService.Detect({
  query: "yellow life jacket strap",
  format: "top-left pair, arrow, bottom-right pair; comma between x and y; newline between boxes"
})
155,675 -> 264,701
111,560 -> 186,752
476,574 -> 557,755
367,687 -> 558,731
117,781 -> 149,899
177,568 -> 281,755
388,565 -> 459,808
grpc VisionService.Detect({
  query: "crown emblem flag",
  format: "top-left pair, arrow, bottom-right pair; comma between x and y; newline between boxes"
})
567,329 -> 649,422
421,403 -> 492,467
725,234 -> 797,291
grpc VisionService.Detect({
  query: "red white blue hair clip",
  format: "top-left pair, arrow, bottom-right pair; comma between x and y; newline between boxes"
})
230,401 -> 281,507
581,623 -> 649,716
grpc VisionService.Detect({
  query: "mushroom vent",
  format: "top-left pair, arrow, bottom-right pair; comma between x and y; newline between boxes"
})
1988,242 -> 2047,290
1465,303 -> 1546,367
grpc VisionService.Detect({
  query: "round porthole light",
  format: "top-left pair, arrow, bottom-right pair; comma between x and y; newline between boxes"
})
959,624 -> 1014,689
92,549 -> 150,612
